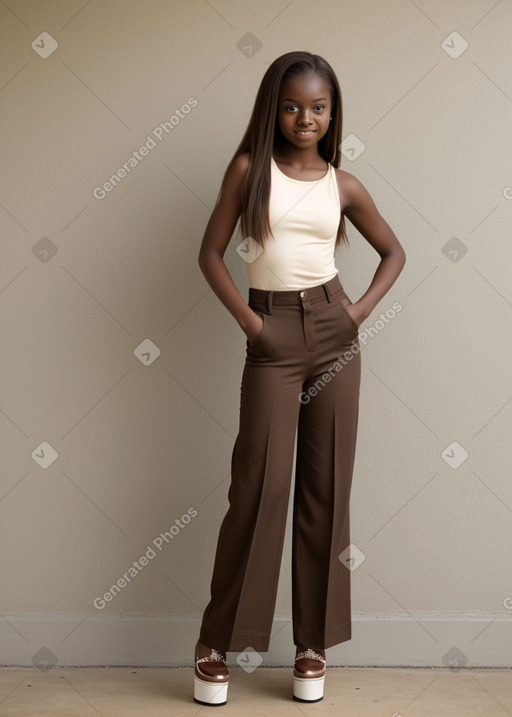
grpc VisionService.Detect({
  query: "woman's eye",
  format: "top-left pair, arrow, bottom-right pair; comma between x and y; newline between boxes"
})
285,105 -> 325,113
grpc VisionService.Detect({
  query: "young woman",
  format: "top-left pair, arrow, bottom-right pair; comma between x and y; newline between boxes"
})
194,50 -> 405,706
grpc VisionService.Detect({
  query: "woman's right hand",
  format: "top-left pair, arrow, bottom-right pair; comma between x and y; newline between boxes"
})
245,311 -> 264,345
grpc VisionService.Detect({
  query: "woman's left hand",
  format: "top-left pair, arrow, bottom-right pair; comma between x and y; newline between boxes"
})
345,301 -> 366,328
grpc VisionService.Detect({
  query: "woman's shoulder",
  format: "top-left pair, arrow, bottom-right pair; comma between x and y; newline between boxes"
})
333,166 -> 362,190
219,152 -> 251,193
333,166 -> 368,210
228,151 -> 251,177
220,152 -> 251,191
237,151 -> 251,168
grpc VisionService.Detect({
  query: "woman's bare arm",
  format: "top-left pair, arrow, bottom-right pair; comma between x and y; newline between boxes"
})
198,152 -> 263,343
338,170 -> 406,326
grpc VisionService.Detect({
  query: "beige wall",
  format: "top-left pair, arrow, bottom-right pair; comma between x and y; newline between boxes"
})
1,0 -> 511,669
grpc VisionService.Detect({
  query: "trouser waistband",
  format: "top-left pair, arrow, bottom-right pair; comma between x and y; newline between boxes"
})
248,275 -> 343,314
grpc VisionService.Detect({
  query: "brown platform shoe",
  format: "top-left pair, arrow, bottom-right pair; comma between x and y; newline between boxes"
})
193,639 -> 229,706
293,646 -> 326,702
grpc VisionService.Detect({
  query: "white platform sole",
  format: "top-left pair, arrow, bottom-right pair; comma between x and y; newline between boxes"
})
193,674 -> 229,706
293,674 -> 325,702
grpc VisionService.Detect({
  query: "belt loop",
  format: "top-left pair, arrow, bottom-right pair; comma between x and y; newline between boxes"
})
322,282 -> 333,303
266,290 -> 273,314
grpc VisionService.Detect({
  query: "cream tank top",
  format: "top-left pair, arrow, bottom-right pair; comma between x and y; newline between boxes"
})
246,156 -> 341,291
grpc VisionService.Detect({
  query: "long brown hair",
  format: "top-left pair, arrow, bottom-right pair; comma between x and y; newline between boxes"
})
215,51 -> 348,248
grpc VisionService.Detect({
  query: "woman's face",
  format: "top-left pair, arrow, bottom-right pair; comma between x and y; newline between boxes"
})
276,73 -> 333,150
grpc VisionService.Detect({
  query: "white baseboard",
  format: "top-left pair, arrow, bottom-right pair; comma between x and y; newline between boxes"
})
1,614 -> 510,668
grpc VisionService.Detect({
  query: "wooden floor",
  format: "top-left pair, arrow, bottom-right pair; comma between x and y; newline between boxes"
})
1,666 -> 511,715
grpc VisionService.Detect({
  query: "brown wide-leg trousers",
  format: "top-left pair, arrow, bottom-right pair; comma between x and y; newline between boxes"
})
199,274 -> 361,653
